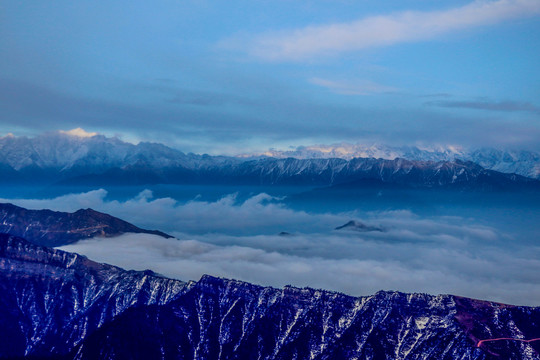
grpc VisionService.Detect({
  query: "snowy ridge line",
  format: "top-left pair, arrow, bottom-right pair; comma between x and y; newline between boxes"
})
241,144 -> 540,179
1,130 -> 539,179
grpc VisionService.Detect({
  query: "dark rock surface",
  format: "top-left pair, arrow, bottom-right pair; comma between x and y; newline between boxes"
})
335,220 -> 384,232
1,233 -> 539,359
0,202 -> 172,247
0,233 -> 185,359
62,157 -> 540,191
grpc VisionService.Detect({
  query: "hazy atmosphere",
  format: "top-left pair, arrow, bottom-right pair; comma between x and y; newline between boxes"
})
2,2 -> 540,358
1,0 -> 539,306
1,0 -> 540,153
0,188 -> 536,306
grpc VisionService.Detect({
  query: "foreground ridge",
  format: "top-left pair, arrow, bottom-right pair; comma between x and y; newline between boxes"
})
1,234 -> 539,359
0,202 -> 172,247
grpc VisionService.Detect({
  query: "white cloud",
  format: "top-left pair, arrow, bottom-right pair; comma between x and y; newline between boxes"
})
244,0 -> 540,61
0,189 -> 344,235
59,231 -> 540,307
0,189 -> 110,213
5,189 -> 540,306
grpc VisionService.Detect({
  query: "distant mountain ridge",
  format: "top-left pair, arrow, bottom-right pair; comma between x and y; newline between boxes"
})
0,202 -> 172,247
1,233 -> 539,359
1,131 -> 539,190
0,130 -> 238,173
244,143 -> 540,179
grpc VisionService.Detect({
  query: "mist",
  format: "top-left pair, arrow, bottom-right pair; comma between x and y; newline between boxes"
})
2,188 -> 537,306
59,226 -> 540,306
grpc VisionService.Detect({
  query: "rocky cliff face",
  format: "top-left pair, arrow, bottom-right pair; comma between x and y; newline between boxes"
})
1,233 -> 539,359
226,157 -> 539,190
244,144 -> 540,180
0,202 -> 172,247
0,233 -> 185,359
77,157 -> 534,190
73,276 -> 540,360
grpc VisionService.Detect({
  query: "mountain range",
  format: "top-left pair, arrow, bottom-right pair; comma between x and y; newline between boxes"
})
1,130 -> 539,189
0,130 -> 239,185
244,143 -> 540,179
1,231 -> 539,359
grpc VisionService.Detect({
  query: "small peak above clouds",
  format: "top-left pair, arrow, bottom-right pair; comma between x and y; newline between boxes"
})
335,220 -> 384,232
59,128 -> 98,138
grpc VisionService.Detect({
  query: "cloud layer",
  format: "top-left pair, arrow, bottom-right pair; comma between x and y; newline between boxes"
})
4,189 -> 539,306
60,228 -> 540,307
1,189 -> 342,235
246,0 -> 540,61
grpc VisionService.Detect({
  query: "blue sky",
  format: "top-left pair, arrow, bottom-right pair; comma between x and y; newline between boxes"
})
1,0 -> 539,154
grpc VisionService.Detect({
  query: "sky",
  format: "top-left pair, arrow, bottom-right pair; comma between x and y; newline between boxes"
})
1,0 -> 540,154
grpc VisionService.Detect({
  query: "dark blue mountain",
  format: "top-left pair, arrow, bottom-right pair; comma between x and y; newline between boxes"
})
0,233 -> 185,359
0,202 -> 172,247
1,233 -> 539,359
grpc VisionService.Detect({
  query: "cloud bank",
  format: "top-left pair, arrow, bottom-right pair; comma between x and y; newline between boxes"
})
245,0 -> 540,61
4,189 -> 539,306
60,229 -> 540,307
1,190 -> 343,235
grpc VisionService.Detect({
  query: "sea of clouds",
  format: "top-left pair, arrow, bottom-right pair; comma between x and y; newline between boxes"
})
3,189 -> 539,306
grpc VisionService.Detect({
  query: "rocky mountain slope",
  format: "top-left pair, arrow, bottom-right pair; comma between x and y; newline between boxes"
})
247,143 -> 540,179
26,155 -> 540,191
0,130 -> 240,184
1,131 -> 539,188
0,233 -> 539,359
226,157 -> 539,189
0,130 -> 237,172
0,202 -> 172,247
0,233 -> 185,359
74,276 -> 540,360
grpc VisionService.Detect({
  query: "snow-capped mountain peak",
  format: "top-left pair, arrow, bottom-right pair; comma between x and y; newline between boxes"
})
0,132 -> 539,182
241,142 -> 540,179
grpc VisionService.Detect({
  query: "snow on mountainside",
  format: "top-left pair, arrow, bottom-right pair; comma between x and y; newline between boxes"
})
0,129 -> 239,172
1,130 -> 539,182
244,143 -> 540,179
0,233 -> 186,359
212,156 -> 539,190
244,143 -> 467,162
1,233 -> 539,359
